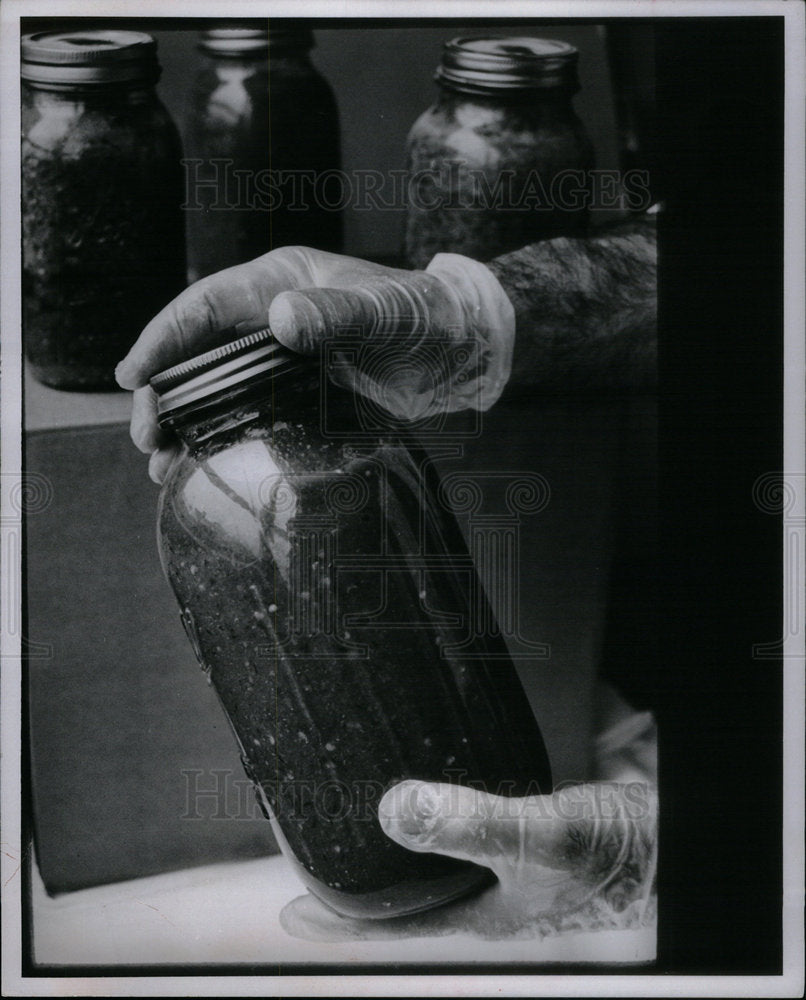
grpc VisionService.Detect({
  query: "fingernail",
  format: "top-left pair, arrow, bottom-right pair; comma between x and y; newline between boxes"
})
131,419 -> 154,454
380,781 -> 440,841
115,359 -> 135,389
269,293 -> 324,354
148,452 -> 165,485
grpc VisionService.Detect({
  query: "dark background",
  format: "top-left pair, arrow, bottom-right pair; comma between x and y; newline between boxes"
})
20,14 -> 785,978
655,17 -> 784,976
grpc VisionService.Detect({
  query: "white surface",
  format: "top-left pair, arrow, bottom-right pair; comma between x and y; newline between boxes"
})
32,854 -> 655,967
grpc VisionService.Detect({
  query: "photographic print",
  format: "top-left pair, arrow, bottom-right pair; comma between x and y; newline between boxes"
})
1,1 -> 802,995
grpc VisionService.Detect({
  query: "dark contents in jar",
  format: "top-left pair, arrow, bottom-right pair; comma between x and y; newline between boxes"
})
21,30 -> 186,390
22,110 -> 186,389
405,93 -> 594,268
157,386 -> 551,917
266,48 -> 343,253
184,28 -> 342,282
405,36 -> 595,269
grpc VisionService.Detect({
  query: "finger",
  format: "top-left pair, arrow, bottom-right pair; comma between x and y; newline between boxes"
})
115,256 -> 287,389
130,386 -> 170,453
379,781 -> 565,869
148,444 -> 179,485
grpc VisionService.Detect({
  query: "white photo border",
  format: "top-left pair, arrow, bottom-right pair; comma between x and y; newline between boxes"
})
2,1 -> 803,996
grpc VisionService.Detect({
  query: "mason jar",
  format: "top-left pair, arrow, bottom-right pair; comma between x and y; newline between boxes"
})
405,36 -> 595,269
151,329 -> 552,918
183,25 -> 342,283
21,30 -> 186,390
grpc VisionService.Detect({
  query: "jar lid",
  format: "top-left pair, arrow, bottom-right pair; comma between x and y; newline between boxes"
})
151,328 -> 305,421
199,25 -> 314,56
21,30 -> 160,86
436,36 -> 579,94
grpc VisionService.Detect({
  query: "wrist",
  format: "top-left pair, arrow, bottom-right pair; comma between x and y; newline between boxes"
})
424,253 -> 516,411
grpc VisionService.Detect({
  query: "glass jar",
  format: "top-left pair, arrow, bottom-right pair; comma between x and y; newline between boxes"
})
151,330 -> 552,919
183,25 -> 342,284
21,30 -> 186,390
405,36 -> 595,269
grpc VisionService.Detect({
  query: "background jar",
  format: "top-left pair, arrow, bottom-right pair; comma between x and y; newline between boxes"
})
152,331 -> 552,919
183,25 -> 343,284
405,36 -> 595,269
21,30 -> 187,390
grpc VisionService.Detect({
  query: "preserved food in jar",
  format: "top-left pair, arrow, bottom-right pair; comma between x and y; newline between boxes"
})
152,330 -> 552,918
183,25 -> 342,283
21,30 -> 186,390
405,36 -> 595,269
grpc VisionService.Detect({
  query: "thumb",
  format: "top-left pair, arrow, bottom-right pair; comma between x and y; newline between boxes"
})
269,286 -> 386,355
378,780 -> 565,870
268,272 -> 462,355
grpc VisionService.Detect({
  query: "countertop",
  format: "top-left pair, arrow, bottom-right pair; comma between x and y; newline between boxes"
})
24,363 -> 132,431
31,852 -> 655,968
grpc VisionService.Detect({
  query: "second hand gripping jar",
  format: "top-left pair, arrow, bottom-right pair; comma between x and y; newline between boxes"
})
405,36 -> 595,269
151,329 -> 552,918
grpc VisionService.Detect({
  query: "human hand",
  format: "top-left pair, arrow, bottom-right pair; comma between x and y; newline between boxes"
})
115,246 -> 514,483
280,779 -> 658,942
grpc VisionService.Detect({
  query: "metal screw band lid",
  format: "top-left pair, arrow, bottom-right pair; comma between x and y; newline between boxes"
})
21,30 -> 160,86
436,36 -> 579,95
151,328 -> 305,420
199,25 -> 314,55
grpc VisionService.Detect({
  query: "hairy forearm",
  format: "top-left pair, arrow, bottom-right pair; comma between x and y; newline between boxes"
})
487,216 -> 657,391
